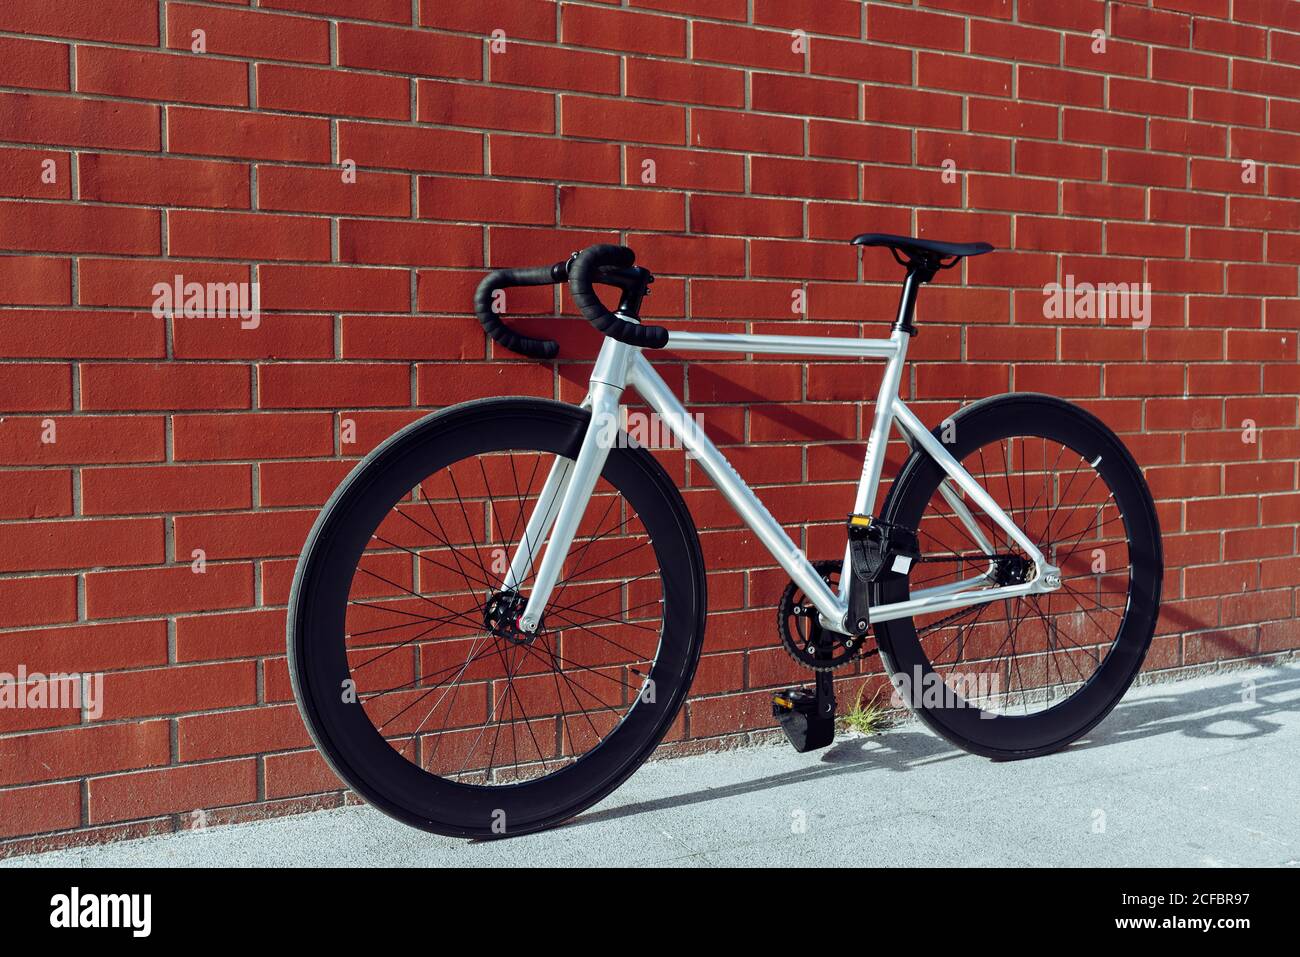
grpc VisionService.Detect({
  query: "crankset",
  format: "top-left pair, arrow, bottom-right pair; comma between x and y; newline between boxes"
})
777,559 -> 876,671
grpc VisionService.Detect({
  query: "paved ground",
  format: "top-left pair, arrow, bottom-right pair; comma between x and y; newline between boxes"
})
5,663 -> 1299,868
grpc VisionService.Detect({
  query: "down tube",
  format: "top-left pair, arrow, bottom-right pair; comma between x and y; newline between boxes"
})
626,353 -> 850,633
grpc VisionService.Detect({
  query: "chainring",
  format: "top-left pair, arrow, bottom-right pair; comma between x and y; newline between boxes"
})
777,559 -> 875,672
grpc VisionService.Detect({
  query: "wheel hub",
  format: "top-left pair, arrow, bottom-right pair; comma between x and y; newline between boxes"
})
483,590 -> 535,645
991,554 -> 1031,586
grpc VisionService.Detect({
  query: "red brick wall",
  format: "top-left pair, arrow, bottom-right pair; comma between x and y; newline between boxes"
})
1,0 -> 1298,852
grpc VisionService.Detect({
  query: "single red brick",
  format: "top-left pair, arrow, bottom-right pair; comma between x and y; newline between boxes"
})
0,575 -> 78,628
259,265 -> 411,312
173,313 -> 334,360
866,86 -> 965,129
1018,0 -> 1105,32
82,464 -> 251,516
86,563 -> 255,619
75,46 -> 248,107
867,5 -> 966,51
490,134 -> 621,184
753,156 -> 858,200
561,95 -> 686,146
177,704 -> 312,761
168,106 -> 330,163
557,185 -> 684,231
420,176 -> 555,225
0,256 -> 70,305
97,662 -> 259,722
970,20 -> 1061,65
919,53 -> 1013,97
417,80 -> 554,134
264,748 -> 340,799
419,0 -> 557,38
416,361 -> 555,404
79,364 -> 250,412
694,22 -> 805,72
338,219 -> 481,269
0,721 -> 170,787
1019,65 -> 1105,109
917,130 -> 1013,173
79,154 -> 249,209
257,64 -> 410,121
0,0 -> 158,45
88,759 -> 259,824
0,36 -> 69,91
0,413 -> 165,467
169,210 -> 332,262
0,517 -> 163,573
166,3 -> 331,63
812,37 -> 913,84
337,22 -> 480,79
266,0 -> 409,22
625,146 -> 744,193
258,363 -> 412,409
257,165 -> 411,217
752,73 -> 859,120
690,108 -> 804,155
561,4 -> 686,57
754,0 -> 860,37
338,121 -> 481,175
0,782 -> 81,839
0,91 -> 158,150
489,44 -> 619,95
173,412 -> 334,460
77,259 -> 251,309
0,468 -> 73,518
1112,3 -> 1191,46
258,460 -> 355,507
176,608 -> 288,662
0,202 -> 158,256
626,59 -> 745,108
691,195 -> 803,239
0,364 -> 72,413
341,314 -> 482,360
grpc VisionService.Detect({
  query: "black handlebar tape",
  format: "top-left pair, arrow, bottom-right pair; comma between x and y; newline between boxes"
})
567,244 -> 669,349
473,262 -> 567,360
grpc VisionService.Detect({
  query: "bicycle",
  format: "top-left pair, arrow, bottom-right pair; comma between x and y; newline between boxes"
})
288,236 -> 1163,838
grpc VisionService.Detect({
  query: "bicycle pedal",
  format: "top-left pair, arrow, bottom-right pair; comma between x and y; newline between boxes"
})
772,688 -> 836,753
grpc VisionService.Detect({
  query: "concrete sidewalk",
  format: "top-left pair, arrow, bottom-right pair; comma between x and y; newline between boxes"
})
6,663 -> 1299,868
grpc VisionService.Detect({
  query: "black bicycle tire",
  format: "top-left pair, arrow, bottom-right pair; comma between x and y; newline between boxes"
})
875,392 -> 1163,759
287,397 -> 707,838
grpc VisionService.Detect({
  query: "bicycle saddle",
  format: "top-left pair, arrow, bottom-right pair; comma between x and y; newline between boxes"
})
850,233 -> 994,260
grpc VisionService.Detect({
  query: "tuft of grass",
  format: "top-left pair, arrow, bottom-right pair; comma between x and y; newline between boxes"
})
838,684 -> 890,736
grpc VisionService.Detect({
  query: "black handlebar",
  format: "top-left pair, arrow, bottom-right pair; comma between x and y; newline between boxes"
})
473,244 -> 668,360
472,261 -> 568,360
566,244 -> 668,351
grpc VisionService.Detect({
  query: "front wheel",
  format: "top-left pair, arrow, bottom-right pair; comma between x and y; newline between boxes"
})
288,397 -> 707,838
875,393 -> 1163,759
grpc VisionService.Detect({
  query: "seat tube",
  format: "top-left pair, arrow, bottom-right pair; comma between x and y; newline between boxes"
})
838,320 -> 911,597
517,337 -> 633,633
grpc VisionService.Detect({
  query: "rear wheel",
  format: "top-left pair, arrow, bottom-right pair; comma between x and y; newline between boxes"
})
288,398 -> 706,837
875,394 -> 1162,758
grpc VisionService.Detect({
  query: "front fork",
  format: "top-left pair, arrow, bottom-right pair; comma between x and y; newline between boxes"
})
508,338 -> 633,633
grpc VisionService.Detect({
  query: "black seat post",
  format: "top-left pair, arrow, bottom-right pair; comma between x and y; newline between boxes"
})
892,264 -> 928,337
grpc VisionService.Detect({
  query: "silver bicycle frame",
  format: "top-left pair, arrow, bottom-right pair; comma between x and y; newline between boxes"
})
510,320 -> 1061,636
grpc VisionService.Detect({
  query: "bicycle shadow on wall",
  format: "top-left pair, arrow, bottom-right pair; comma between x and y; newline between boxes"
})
560,664 -> 1300,834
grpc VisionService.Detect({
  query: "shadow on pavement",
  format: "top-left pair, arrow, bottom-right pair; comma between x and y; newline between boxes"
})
564,666 -> 1300,832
